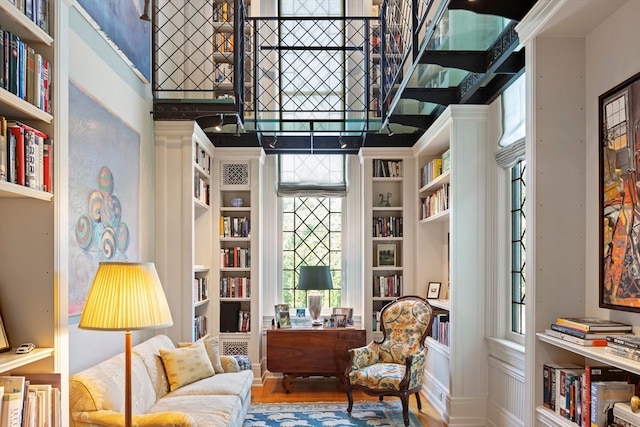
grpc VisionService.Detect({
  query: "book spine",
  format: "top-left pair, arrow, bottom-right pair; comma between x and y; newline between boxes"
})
0,116 -> 6,181
551,323 -> 588,339
607,336 -> 640,349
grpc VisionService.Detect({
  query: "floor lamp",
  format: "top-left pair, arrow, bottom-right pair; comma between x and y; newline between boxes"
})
78,262 -> 173,427
298,265 -> 333,326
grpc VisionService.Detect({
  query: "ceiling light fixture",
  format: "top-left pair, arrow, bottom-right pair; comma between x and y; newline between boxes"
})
339,136 -> 348,149
213,114 -> 224,132
268,135 -> 278,149
386,124 -> 394,137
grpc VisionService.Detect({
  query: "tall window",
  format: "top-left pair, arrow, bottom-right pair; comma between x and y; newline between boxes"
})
278,154 -> 346,309
511,160 -> 526,334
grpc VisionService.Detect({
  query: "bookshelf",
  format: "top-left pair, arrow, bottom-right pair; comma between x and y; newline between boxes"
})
413,105 -> 489,421
0,0 -> 57,366
360,148 -> 415,343
212,147 -> 263,381
155,121 -> 214,343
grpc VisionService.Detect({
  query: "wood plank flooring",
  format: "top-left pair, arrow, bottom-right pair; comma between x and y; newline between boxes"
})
251,377 -> 447,426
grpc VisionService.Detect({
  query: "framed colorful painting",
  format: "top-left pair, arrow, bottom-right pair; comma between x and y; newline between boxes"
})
600,71 -> 640,312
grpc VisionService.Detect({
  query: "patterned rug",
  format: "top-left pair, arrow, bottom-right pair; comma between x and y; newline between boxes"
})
243,401 -> 421,426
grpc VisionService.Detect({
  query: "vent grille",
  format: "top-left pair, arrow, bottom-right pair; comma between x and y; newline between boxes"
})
222,163 -> 250,186
222,340 -> 249,355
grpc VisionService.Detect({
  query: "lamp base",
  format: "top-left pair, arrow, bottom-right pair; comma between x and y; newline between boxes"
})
308,293 -> 324,326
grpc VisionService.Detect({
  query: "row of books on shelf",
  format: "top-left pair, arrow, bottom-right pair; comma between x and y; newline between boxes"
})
0,28 -> 51,113
544,316 -> 634,347
213,3 -> 233,24
6,0 -> 50,34
220,216 -> 250,238
194,174 -> 209,205
238,310 -> 250,333
220,276 -> 251,298
213,33 -> 234,53
0,118 -> 52,192
430,313 -> 449,346
193,276 -> 208,303
371,311 -> 382,332
194,143 -> 211,174
372,216 -> 402,238
419,183 -> 449,220
373,159 -> 402,178
194,315 -> 208,340
214,64 -> 233,85
419,150 -> 449,188
543,363 -> 640,427
0,373 -> 61,427
220,247 -> 251,268
373,274 -> 402,297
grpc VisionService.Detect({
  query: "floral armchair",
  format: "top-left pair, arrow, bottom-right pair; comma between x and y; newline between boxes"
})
345,295 -> 434,426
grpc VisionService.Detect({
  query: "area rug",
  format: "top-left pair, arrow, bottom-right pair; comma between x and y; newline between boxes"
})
242,401 -> 421,426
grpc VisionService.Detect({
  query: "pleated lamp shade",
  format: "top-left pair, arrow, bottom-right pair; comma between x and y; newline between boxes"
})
78,262 -> 173,331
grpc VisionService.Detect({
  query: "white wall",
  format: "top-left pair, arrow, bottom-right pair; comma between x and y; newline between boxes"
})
66,4 -> 156,374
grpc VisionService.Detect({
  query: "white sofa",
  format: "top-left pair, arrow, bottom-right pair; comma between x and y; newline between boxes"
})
69,335 -> 253,426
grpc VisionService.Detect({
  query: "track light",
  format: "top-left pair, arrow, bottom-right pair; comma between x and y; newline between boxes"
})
140,0 -> 151,21
339,136 -> 348,149
268,136 -> 278,149
213,114 -> 223,132
386,124 -> 394,137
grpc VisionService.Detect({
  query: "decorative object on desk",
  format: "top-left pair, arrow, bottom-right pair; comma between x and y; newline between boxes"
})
296,308 -> 306,318
378,192 -> 391,207
377,243 -> 397,267
298,265 -> 333,326
274,304 -> 289,329
230,197 -> 244,207
600,71 -> 640,313
631,396 -> 640,413
78,262 -> 173,427
427,281 -> 441,299
332,314 -> 347,328
0,309 -> 10,352
278,311 -> 291,329
332,307 -> 353,326
324,317 -> 336,328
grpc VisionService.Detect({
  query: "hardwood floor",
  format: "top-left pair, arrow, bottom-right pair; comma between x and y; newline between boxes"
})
251,377 -> 447,426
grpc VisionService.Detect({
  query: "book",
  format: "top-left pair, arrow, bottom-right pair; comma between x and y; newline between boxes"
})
606,334 -> 640,349
555,317 -> 633,332
545,329 -> 608,346
590,381 -> 634,427
557,366 -> 585,419
0,116 -> 5,181
550,322 -> 629,340
0,376 -> 26,427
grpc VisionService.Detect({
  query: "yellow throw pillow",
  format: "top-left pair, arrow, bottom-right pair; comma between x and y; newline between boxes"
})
178,335 -> 224,374
159,340 -> 214,391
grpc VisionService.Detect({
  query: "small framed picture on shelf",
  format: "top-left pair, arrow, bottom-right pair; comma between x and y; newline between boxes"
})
295,308 -> 306,318
332,307 -> 353,326
0,312 -> 9,352
427,282 -> 441,299
324,316 -> 337,328
278,311 -> 291,329
377,243 -> 397,267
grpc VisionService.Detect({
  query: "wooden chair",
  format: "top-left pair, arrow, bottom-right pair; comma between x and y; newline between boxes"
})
345,295 -> 434,426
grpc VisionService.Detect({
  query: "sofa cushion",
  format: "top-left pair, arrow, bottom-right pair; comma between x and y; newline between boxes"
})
132,334 -> 175,399
148,394 -> 244,427
69,352 -> 157,415
166,370 -> 253,403
159,340 -> 215,391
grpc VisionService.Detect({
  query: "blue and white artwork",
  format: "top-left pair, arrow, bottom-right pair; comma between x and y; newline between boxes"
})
68,81 -> 140,315
77,0 -> 151,81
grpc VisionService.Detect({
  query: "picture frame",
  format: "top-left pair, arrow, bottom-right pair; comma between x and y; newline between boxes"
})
274,304 -> 289,328
599,71 -> 640,312
377,243 -> 397,267
278,311 -> 291,329
427,282 -> 441,299
0,313 -> 9,353
332,307 -> 354,326
295,308 -> 306,318
332,314 -> 347,328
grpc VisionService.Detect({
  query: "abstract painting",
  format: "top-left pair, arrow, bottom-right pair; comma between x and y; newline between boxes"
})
68,81 -> 140,315
76,0 -> 151,81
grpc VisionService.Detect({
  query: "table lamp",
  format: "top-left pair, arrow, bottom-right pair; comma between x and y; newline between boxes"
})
78,262 -> 173,427
298,265 -> 333,326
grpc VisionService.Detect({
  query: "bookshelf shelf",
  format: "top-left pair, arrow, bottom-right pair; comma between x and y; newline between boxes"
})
419,171 -> 450,194
0,348 -> 54,374
0,88 -> 53,123
427,298 -> 450,311
425,337 -> 450,357
419,210 -> 449,224
535,407 -> 575,427
0,181 -> 53,200
0,1 -> 52,45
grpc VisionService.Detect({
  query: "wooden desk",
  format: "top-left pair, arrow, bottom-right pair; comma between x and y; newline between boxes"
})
266,327 -> 367,392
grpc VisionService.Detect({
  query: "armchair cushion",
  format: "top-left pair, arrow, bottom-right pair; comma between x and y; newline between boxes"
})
348,362 -> 406,390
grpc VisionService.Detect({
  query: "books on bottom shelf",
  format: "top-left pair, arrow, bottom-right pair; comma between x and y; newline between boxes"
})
0,373 -> 60,427
591,381 -> 634,427
431,313 -> 449,346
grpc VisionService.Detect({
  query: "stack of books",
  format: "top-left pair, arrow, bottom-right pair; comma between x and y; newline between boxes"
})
606,335 -> 640,361
545,317 -> 633,347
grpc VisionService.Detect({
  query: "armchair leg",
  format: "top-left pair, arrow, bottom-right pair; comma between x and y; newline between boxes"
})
346,386 -> 354,414
401,395 -> 410,426
414,392 -> 422,411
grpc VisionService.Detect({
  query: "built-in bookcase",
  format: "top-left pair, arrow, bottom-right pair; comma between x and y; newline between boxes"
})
360,148 -> 415,343
212,148 -> 263,382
